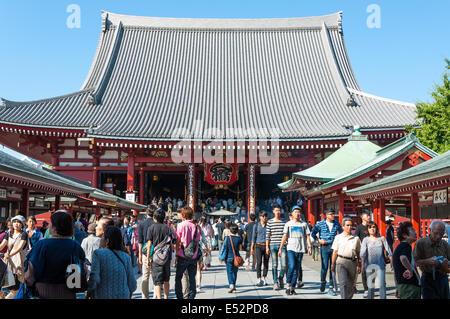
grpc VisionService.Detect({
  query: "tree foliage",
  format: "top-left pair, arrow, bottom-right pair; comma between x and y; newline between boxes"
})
407,59 -> 450,154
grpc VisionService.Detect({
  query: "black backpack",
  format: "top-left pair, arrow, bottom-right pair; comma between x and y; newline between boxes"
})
152,231 -> 173,266
182,226 -> 199,260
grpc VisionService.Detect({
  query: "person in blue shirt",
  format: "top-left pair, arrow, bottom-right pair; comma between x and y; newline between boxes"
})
74,221 -> 88,245
311,209 -> 343,296
219,223 -> 243,293
121,216 -> 135,267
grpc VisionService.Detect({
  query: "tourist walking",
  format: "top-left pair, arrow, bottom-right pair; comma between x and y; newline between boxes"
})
392,221 -> 420,299
414,220 -> 450,299
251,211 -> 269,287
25,216 -> 42,251
25,210 -> 87,299
81,223 -> 101,273
87,226 -> 136,299
279,206 -> 311,295
219,223 -> 243,293
331,217 -> 361,299
195,219 -> 211,292
311,209 -> 343,295
386,220 -> 395,254
360,221 -> 393,299
243,213 -> 257,271
146,209 -> 175,299
121,215 -> 135,266
200,216 -> 213,269
175,206 -> 201,299
265,204 -> 287,290
138,205 -> 156,299
216,217 -> 226,252
74,221 -> 88,245
354,211 -> 370,297
0,215 -> 28,299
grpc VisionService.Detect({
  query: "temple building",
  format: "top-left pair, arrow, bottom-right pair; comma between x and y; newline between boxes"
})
0,11 -> 418,216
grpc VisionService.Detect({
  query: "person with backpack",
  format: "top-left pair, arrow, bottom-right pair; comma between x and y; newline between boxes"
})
146,209 -> 175,299
219,223 -> 243,293
174,206 -> 201,299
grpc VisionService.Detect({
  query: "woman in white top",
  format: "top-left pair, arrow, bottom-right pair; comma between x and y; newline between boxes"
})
0,215 -> 28,299
360,221 -> 393,299
331,217 -> 361,299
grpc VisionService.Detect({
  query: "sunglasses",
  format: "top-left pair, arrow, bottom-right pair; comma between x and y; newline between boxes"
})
368,226 -> 377,229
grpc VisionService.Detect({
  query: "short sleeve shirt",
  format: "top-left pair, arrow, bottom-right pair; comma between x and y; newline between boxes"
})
332,233 -> 361,262
176,220 -> 201,259
413,237 -> 450,274
283,221 -> 310,253
393,242 -> 419,286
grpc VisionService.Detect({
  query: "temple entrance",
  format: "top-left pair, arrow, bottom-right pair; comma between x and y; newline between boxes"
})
255,171 -> 298,218
99,171 -> 127,198
197,170 -> 246,214
147,172 -> 186,204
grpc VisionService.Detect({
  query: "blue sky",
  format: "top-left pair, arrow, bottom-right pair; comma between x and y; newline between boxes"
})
0,0 -> 449,104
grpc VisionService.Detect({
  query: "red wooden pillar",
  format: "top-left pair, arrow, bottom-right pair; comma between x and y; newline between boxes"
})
55,194 -> 61,211
127,152 -> 135,192
411,192 -> 420,237
307,199 -> 315,225
139,168 -> 145,205
338,193 -> 345,225
21,188 -> 30,217
92,156 -> 99,188
320,199 -> 326,220
92,167 -> 98,189
379,198 -> 386,237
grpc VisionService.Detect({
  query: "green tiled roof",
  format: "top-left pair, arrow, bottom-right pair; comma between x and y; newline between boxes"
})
346,150 -> 450,197
293,133 -> 381,182
304,133 -> 438,196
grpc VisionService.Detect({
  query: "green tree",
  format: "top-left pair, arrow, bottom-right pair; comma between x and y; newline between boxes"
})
407,59 -> 450,153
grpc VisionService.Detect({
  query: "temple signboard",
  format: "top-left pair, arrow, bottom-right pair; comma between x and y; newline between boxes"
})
204,163 -> 238,185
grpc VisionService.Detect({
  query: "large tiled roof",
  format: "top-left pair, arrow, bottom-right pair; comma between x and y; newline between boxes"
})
0,11 -> 417,140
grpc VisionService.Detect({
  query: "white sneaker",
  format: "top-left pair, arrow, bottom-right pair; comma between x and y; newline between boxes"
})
197,286 -> 202,293
262,279 -> 267,286
363,290 -> 368,298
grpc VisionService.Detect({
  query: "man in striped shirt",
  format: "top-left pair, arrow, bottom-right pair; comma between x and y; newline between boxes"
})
266,204 -> 287,290
311,209 -> 343,296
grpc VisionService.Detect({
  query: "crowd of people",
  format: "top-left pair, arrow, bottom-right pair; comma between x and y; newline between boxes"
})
0,203 -> 449,300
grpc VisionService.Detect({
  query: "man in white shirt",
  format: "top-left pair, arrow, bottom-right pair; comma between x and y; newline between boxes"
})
279,206 -> 312,295
331,217 -> 361,299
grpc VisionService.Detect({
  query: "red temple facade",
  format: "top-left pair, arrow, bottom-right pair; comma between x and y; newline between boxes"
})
0,11 -> 419,218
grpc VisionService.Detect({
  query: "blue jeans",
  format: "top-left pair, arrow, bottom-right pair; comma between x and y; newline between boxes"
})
175,257 -> 197,299
270,245 -> 286,284
366,266 -> 387,299
320,245 -> 334,288
226,261 -> 239,286
286,250 -> 304,288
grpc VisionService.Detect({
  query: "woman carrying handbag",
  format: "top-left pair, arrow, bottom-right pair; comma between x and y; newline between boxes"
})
0,215 -> 28,299
219,223 -> 243,293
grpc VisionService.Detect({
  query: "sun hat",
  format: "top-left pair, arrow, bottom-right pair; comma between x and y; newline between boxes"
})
11,215 -> 26,225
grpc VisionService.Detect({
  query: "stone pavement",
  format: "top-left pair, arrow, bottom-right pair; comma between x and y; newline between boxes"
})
131,250 -> 398,299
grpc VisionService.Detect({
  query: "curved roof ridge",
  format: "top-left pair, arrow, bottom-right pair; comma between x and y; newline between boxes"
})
0,88 -> 93,108
101,10 -> 343,30
347,87 -> 417,108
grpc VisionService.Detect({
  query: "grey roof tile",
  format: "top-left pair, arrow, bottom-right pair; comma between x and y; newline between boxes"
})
0,11 -> 417,140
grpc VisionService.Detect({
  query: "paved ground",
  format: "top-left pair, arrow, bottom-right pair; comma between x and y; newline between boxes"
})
130,250 -> 397,299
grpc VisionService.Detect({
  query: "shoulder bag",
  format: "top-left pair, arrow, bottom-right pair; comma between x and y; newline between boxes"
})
229,236 -> 244,267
